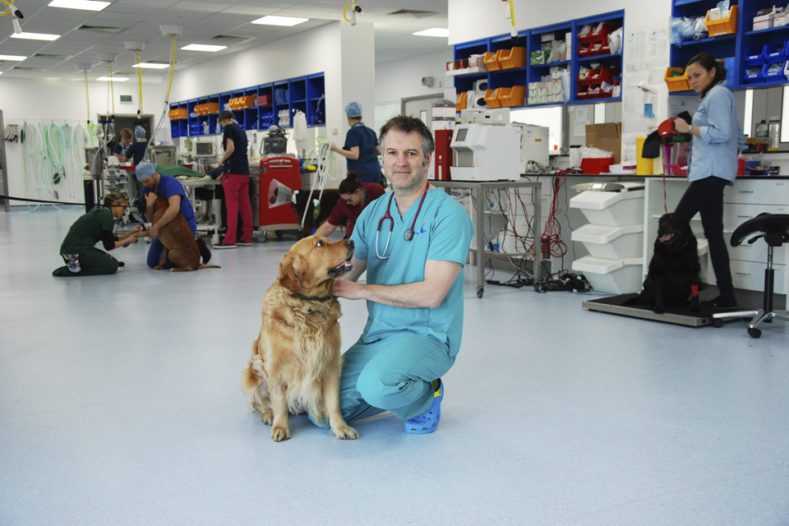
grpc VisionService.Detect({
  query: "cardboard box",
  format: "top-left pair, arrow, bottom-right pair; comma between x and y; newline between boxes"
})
585,122 -> 622,163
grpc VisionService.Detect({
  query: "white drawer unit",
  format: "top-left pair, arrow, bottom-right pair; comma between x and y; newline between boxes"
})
724,179 -> 789,206
725,232 -> 787,265
723,203 -> 789,231
730,259 -> 786,293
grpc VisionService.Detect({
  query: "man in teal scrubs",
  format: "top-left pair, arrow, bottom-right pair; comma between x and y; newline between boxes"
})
331,115 -> 473,434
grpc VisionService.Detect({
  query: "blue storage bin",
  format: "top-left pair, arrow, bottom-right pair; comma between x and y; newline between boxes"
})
744,45 -> 767,67
274,88 -> 289,106
744,66 -> 762,81
723,57 -> 737,88
763,61 -> 786,81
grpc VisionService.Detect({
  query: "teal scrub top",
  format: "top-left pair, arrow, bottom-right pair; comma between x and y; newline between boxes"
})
351,188 -> 473,357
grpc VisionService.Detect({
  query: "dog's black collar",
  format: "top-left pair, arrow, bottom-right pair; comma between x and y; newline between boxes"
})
290,292 -> 335,302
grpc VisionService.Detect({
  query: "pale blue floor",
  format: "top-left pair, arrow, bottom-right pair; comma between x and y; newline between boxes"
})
1,206 -> 789,526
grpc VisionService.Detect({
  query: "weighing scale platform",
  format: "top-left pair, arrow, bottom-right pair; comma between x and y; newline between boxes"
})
583,294 -> 718,327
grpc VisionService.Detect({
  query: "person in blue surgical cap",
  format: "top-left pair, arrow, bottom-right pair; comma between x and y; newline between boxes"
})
330,101 -> 383,185
134,162 -> 211,268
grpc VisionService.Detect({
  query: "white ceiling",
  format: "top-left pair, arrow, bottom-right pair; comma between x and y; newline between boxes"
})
0,0 -> 450,79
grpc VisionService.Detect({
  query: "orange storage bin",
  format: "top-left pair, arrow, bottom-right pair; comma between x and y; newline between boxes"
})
496,85 -> 526,107
483,51 -> 501,71
664,67 -> 691,92
194,102 -> 219,115
497,46 -> 527,69
456,91 -> 468,111
706,5 -> 737,37
484,88 -> 502,108
168,108 -> 187,120
228,96 -> 256,110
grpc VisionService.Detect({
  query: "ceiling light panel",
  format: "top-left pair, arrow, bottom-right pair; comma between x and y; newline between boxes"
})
132,63 -> 170,69
96,76 -> 129,81
48,0 -> 111,11
0,55 -> 27,62
181,44 -> 226,52
10,32 -> 62,42
413,28 -> 449,37
251,16 -> 309,27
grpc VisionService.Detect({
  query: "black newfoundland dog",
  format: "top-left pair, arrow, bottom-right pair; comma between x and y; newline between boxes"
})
628,213 -> 701,313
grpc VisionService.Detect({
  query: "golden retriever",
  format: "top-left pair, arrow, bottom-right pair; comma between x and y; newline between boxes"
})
242,235 -> 358,441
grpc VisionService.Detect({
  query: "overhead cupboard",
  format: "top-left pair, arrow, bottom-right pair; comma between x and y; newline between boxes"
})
448,10 -> 624,110
667,0 -> 789,93
168,72 -> 326,139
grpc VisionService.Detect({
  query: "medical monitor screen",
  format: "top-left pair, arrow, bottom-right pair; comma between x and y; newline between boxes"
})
195,142 -> 215,156
455,128 -> 468,142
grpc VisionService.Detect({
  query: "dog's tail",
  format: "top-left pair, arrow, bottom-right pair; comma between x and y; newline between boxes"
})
198,264 -> 222,270
241,337 -> 262,396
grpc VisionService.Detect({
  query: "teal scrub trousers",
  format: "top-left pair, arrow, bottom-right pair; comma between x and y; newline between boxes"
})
340,332 -> 455,422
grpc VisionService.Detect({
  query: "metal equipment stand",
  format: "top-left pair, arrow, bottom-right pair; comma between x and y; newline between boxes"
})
433,180 -> 543,298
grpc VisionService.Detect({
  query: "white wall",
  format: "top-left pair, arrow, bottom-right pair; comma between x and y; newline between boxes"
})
171,21 -> 377,183
448,0 -> 672,163
375,49 -> 453,104
0,76 -> 168,204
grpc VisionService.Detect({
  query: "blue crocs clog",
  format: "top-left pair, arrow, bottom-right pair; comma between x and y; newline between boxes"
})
404,380 -> 444,434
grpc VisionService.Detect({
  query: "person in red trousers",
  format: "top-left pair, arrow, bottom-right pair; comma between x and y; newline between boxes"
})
216,110 -> 253,249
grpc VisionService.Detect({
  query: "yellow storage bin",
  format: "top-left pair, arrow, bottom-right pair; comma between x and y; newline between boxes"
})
497,47 -> 527,69
456,91 -> 468,111
496,85 -> 526,107
664,67 -> 690,92
483,51 -> 501,71
706,5 -> 738,37
168,108 -> 187,120
484,88 -> 502,108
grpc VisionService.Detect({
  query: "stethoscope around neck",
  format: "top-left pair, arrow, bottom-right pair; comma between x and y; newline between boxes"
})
375,186 -> 428,260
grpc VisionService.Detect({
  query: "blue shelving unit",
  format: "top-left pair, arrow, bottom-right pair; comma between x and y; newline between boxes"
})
570,11 -> 624,104
738,0 -> 789,88
168,72 -> 326,138
669,0 -> 789,93
451,10 -> 623,110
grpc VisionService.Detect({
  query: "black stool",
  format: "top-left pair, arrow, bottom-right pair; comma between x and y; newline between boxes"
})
712,213 -> 789,338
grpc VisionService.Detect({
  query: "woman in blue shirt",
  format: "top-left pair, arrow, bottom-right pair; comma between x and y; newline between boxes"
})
673,53 -> 742,308
331,102 -> 383,184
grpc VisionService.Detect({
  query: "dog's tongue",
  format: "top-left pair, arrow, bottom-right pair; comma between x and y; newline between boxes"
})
659,233 -> 674,243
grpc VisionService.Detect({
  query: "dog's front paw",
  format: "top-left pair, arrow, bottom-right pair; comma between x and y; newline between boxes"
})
332,424 -> 359,440
271,424 -> 291,442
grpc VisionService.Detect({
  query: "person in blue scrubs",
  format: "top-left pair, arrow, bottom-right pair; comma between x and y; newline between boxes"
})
330,115 -> 473,434
673,53 -> 743,308
331,101 -> 383,184
135,162 -> 211,268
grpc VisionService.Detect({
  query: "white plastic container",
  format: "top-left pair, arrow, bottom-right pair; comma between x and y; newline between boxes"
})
571,223 -> 644,259
572,256 -> 643,294
569,189 -> 645,226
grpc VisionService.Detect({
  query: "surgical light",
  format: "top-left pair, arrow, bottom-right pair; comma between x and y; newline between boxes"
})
413,28 -> 449,38
48,0 -> 110,11
181,44 -> 226,52
11,32 -> 61,41
251,16 -> 308,27
0,54 -> 26,61
133,62 -> 169,69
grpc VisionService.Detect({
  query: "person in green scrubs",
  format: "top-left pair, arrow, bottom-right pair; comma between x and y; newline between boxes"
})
53,192 -> 142,277
331,115 -> 474,434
